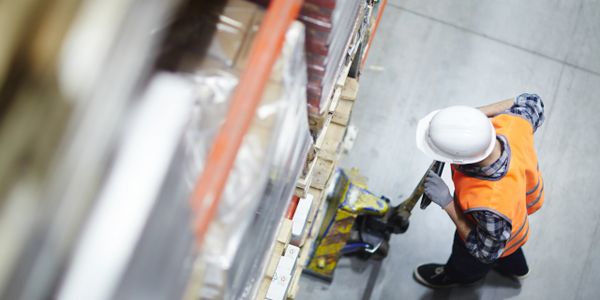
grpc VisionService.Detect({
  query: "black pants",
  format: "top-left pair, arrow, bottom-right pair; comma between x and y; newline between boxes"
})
444,232 -> 529,283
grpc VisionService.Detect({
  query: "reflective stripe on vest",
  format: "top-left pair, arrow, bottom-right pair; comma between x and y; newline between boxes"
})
452,114 -> 543,258
526,176 -> 541,195
526,175 -> 544,214
504,213 -> 529,254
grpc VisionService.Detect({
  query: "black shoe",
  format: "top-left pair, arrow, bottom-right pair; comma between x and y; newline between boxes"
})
413,264 -> 462,288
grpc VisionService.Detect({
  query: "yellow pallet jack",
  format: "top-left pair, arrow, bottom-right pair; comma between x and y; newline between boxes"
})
304,161 -> 445,282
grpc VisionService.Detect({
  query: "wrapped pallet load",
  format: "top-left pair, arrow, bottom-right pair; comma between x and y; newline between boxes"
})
2,0 -> 313,299
189,8 -> 312,300
249,0 -> 367,117
0,0 -> 178,299
58,1 -> 311,300
302,0 -> 364,115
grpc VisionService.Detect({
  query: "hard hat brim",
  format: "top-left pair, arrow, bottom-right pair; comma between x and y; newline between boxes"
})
416,109 -> 496,165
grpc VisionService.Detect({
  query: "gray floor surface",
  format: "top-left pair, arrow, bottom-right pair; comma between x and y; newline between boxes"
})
298,1 -> 600,299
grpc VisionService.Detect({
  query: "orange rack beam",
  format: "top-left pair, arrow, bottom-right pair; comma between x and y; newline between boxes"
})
361,0 -> 388,69
190,0 -> 303,246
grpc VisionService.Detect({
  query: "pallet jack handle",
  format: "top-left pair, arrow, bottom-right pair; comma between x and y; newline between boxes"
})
386,160 -> 446,233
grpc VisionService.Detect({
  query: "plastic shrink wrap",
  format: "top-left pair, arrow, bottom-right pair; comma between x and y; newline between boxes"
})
303,0 -> 364,115
249,0 -> 367,115
197,21 -> 311,300
0,0 -> 178,299
1,0 -> 312,299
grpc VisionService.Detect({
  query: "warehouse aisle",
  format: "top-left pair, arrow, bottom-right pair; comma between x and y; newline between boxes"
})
298,0 -> 600,299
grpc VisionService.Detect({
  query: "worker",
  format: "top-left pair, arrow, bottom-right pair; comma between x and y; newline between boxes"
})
413,94 -> 545,288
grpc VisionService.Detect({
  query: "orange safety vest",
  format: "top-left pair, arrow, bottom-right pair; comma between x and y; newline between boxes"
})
452,114 -> 545,257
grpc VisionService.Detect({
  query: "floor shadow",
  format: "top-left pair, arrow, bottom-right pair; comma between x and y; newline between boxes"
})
483,271 -> 523,298
418,288 -> 480,300
485,271 -> 522,288
335,256 -> 374,273
417,278 -> 483,300
417,271 -> 523,300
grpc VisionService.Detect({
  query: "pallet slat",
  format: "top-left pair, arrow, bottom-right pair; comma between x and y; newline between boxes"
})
341,78 -> 359,101
310,157 -> 335,190
332,99 -> 354,126
296,147 -> 317,190
286,264 -> 303,299
319,123 -> 347,162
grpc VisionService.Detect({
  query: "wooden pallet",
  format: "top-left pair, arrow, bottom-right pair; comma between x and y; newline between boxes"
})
315,76 -> 358,140
295,145 -> 317,197
333,78 -> 358,126
256,218 -> 294,299
280,77 -> 359,300
258,10 -> 365,299
253,74 -> 360,300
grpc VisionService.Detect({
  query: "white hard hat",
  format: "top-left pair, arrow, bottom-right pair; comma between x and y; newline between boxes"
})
416,106 -> 496,164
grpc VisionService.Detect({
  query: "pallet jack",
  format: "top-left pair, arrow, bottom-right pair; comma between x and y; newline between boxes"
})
305,161 -> 445,284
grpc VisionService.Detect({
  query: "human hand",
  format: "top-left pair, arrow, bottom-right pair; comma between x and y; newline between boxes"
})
424,170 -> 453,208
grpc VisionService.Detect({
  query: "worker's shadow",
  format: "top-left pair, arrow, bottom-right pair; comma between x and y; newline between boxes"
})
337,256 -> 372,273
418,272 -> 523,300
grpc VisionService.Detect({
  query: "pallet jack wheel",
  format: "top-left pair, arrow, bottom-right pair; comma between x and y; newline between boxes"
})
371,239 -> 389,260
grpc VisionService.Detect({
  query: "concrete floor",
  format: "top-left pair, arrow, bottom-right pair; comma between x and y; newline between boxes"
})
298,1 -> 600,299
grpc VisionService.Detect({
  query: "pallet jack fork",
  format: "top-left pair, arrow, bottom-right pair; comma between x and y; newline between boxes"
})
304,161 -> 445,282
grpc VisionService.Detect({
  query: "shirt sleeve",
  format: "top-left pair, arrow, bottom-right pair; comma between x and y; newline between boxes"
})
464,210 -> 512,264
509,93 -> 545,132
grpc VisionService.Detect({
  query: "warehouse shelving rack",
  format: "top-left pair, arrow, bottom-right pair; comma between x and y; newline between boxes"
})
185,0 -> 387,299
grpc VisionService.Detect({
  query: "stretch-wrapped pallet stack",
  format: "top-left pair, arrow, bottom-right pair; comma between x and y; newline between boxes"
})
0,0 -> 179,299
249,0 -> 365,115
0,0 -> 312,299
147,1 -> 312,299
302,0 -> 363,115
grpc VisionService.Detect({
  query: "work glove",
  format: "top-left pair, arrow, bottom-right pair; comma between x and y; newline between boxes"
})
424,170 -> 453,209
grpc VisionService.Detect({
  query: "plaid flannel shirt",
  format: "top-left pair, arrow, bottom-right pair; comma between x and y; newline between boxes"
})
457,93 -> 544,263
